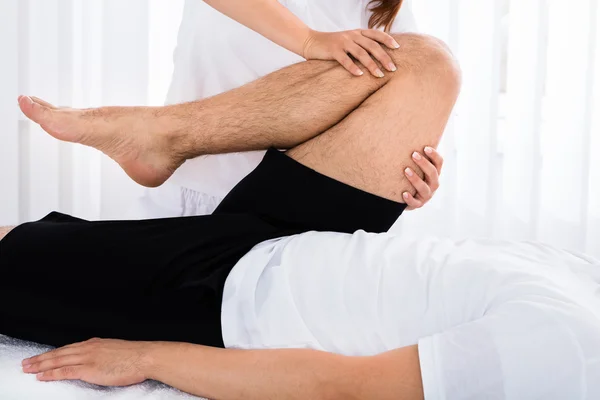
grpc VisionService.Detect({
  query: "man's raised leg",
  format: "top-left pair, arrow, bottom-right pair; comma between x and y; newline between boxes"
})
286,33 -> 460,202
18,33 -> 460,200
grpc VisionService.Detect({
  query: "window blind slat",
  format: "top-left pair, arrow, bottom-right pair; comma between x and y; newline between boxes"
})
0,0 -> 20,225
25,0 -> 61,221
580,0 -> 599,250
501,0 -> 547,241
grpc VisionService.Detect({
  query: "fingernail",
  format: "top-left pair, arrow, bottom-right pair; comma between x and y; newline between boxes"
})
37,373 -> 44,379
413,152 -> 422,161
425,146 -> 434,154
403,192 -> 410,199
405,168 -> 414,177
392,41 -> 400,49
357,70 -> 364,76
388,63 -> 397,72
22,363 -> 30,369
375,69 -> 385,78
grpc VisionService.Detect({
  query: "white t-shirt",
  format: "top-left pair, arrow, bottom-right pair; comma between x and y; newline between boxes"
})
164,0 -> 418,199
221,231 -> 600,399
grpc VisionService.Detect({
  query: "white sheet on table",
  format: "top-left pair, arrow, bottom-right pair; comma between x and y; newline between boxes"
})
0,335 -> 205,400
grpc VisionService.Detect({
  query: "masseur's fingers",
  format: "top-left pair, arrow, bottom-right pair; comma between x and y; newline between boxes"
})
412,151 -> 440,192
361,29 -> 401,50
405,167 -> 432,199
355,36 -> 397,72
347,43 -> 385,78
335,51 -> 364,76
424,146 -> 444,174
403,192 -> 424,210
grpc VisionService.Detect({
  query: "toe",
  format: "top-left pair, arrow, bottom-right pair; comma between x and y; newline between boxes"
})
31,96 -> 58,109
19,96 -> 49,125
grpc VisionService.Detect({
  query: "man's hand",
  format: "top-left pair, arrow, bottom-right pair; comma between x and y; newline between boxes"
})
22,338 -> 151,386
403,146 -> 444,210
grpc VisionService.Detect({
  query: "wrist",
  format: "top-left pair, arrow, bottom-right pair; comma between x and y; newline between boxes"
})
300,28 -> 317,59
140,341 -> 168,380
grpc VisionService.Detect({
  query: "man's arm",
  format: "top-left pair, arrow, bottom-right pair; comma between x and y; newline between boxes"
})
145,343 -> 424,400
23,339 -> 424,400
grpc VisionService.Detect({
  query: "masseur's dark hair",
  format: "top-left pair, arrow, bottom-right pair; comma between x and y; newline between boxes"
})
368,0 -> 403,33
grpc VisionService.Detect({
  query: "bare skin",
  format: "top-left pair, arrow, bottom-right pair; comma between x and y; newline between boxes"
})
0,226 -> 14,241
19,33 -> 460,204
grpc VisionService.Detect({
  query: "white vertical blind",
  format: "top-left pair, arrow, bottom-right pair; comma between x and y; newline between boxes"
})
587,1 -> 600,254
0,0 -> 598,257
0,0 -> 183,222
396,0 -> 599,257
0,0 -> 20,225
500,0 -> 548,241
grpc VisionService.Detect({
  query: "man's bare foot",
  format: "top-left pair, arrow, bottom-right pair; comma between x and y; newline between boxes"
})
17,95 -> 186,187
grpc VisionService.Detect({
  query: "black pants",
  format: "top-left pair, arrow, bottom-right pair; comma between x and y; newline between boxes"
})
0,150 -> 405,348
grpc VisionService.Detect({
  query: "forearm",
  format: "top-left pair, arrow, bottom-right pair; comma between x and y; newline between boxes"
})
0,226 -> 15,241
203,0 -> 311,57
145,342 -> 355,400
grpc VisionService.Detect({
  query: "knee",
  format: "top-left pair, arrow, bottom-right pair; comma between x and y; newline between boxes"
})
388,33 -> 462,95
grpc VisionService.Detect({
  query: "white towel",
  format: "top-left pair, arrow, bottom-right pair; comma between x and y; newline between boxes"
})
0,335 -> 205,400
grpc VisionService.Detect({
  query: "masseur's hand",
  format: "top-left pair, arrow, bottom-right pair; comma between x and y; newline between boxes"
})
403,146 -> 444,210
22,338 -> 150,386
303,29 -> 400,77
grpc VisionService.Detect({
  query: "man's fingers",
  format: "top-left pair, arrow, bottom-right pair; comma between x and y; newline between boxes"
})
37,366 -> 85,382
347,44 -> 384,78
23,342 -> 86,366
412,152 -> 440,192
336,51 -> 364,76
405,167 -> 432,199
24,355 -> 86,374
355,36 -> 396,72
361,29 -> 400,50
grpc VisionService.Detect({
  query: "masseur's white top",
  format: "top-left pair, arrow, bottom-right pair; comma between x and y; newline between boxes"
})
151,0 -> 418,216
221,231 -> 600,399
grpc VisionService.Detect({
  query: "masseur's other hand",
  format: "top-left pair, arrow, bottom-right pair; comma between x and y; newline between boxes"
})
303,29 -> 400,77
403,147 -> 444,211
22,338 -> 150,386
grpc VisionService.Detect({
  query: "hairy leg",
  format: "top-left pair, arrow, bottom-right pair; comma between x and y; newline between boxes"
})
288,34 -> 461,202
19,33 -> 459,194
0,226 -> 15,241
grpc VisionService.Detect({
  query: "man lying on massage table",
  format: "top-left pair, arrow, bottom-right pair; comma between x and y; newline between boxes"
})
1,32 -> 599,400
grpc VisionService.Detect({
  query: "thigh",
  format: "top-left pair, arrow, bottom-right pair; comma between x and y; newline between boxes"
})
215,149 -> 406,234
0,212 -> 275,296
0,212 -> 280,347
286,75 -> 457,204
286,35 -> 460,204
